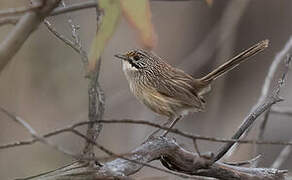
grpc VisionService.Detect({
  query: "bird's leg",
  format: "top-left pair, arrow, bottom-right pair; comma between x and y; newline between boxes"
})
162,115 -> 183,137
147,120 -> 171,138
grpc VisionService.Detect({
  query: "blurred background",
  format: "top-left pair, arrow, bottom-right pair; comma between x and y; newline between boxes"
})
1,0 -> 292,179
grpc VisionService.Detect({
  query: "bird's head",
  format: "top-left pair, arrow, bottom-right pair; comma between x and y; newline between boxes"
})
114,49 -> 160,72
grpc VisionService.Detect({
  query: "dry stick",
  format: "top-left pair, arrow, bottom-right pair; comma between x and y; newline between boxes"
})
271,140 -> 292,169
0,3 -> 42,17
219,56 -> 291,163
20,134 -> 285,180
223,154 -> 262,166
18,130 -> 196,179
258,108 -> 271,141
0,0 -> 61,74
45,0 -> 103,161
226,36 -> 292,159
271,106 -> 292,116
269,57 -> 292,169
5,118 -> 292,151
61,0 -> 88,66
82,0 -> 105,162
0,106 -> 79,159
253,46 -> 292,160
72,131 -> 195,179
44,20 -> 83,57
212,95 -> 283,163
51,0 -> 97,16
0,16 -> 19,26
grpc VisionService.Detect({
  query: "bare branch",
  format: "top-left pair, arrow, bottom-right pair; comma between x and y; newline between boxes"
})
44,19 -> 85,58
271,139 -> 292,169
213,94 -> 282,162
271,106 -> 292,116
0,16 -> 19,26
0,3 -> 42,17
51,1 -> 97,16
61,1 -> 88,66
226,36 -> 292,159
19,137 -> 286,180
82,1 -> 105,164
0,106 -> 80,160
223,155 -> 262,167
0,0 -> 61,74
6,116 -> 292,153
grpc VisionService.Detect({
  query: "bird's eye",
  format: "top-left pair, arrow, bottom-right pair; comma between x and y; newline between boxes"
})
133,55 -> 140,61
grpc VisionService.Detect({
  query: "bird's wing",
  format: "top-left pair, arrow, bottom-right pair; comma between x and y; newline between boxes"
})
152,68 -> 206,110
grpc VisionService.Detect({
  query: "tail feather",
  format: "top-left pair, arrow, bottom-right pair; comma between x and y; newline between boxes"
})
199,39 -> 269,83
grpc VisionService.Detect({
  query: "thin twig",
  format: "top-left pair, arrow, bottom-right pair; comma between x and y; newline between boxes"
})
223,155 -> 262,167
5,117 -> 292,152
271,139 -> 292,169
0,3 -> 42,17
62,0 -> 88,66
212,94 -> 282,162
271,106 -> 292,116
44,20 -> 79,54
51,0 -> 97,16
0,16 -> 19,26
252,53 -> 292,166
254,39 -> 292,139
0,106 -> 79,159
193,139 -> 201,156
44,19 -> 89,66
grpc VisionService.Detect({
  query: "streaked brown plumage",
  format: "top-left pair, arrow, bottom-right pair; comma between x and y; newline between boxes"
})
115,40 -> 269,135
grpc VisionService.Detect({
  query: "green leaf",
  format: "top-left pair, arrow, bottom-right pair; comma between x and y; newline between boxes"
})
88,0 -> 121,72
120,0 -> 157,49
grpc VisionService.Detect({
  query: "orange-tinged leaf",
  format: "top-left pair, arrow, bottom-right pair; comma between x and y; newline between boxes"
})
206,0 -> 213,6
120,0 -> 157,49
88,0 -> 121,72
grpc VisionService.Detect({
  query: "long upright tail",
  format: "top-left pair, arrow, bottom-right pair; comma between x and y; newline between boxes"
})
199,40 -> 269,83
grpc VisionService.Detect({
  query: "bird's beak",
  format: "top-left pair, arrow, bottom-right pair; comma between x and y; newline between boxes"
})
114,54 -> 128,61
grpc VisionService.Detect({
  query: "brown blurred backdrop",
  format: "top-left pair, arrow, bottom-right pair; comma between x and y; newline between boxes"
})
1,0 -> 292,179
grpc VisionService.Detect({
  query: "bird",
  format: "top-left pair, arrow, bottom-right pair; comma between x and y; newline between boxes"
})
114,40 -> 269,136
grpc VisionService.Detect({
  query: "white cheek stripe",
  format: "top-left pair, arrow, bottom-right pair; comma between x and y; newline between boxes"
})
122,61 -> 138,72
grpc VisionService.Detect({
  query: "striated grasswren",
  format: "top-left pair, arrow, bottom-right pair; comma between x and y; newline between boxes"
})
115,40 -> 269,136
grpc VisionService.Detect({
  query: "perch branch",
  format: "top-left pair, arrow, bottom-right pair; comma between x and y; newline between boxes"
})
22,137 -> 287,180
